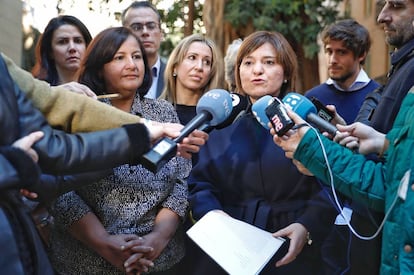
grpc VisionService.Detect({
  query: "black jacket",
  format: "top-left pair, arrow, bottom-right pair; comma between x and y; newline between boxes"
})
0,54 -> 150,274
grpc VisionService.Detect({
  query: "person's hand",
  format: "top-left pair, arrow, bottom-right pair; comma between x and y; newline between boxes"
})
97,234 -> 153,272
123,232 -> 168,274
333,130 -> 360,151
142,120 -> 208,159
12,131 -> 44,163
121,237 -> 155,274
20,189 -> 38,199
177,129 -> 208,159
59,81 -> 97,99
13,131 -> 44,200
272,223 -> 308,267
142,120 -> 181,144
270,109 -> 310,159
292,159 -> 314,176
334,122 -> 386,155
326,105 -> 346,126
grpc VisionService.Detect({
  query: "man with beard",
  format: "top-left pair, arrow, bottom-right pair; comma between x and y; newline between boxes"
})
348,2 -> 414,271
306,19 -> 379,124
305,19 -> 381,275
306,1 -> 414,273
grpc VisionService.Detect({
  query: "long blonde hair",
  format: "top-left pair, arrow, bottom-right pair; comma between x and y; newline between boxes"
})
160,34 -> 224,104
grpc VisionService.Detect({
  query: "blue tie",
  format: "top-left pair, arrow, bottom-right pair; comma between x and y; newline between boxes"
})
152,67 -> 157,77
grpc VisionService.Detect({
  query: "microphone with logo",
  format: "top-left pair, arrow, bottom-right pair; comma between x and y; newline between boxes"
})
251,95 -> 294,136
141,89 -> 233,173
282,92 -> 338,136
198,92 -> 249,132
252,93 -> 338,137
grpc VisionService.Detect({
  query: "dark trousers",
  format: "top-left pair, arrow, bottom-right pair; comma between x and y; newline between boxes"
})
321,210 -> 382,275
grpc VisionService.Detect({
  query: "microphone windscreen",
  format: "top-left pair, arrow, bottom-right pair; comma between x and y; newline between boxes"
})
282,92 -> 317,118
196,89 -> 233,126
252,95 -> 274,129
215,93 -> 248,129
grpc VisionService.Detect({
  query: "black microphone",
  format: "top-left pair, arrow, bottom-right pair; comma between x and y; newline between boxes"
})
198,93 -> 249,132
141,89 -> 233,173
282,93 -> 338,136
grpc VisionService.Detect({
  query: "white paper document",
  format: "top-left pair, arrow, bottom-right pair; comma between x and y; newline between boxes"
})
186,211 -> 286,275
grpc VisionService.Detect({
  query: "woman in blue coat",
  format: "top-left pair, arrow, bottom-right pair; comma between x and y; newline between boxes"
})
188,31 -> 338,274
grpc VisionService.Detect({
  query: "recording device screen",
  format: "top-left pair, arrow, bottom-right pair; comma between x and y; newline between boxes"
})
310,97 -> 335,122
265,98 -> 294,136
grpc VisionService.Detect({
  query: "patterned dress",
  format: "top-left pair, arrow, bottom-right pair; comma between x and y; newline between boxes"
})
48,95 -> 191,274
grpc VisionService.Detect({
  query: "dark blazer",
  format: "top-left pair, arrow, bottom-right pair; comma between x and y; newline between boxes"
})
155,58 -> 166,98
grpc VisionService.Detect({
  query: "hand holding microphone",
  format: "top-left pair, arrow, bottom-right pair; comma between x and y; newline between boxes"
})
282,93 -> 338,137
252,92 -> 338,137
141,89 -> 233,173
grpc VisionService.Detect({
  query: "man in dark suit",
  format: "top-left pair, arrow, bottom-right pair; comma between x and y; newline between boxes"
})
122,1 -> 166,99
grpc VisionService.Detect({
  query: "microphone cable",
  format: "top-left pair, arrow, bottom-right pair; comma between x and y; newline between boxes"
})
301,123 -> 399,241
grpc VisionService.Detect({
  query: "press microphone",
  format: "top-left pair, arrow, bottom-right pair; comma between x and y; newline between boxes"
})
199,93 -> 249,132
282,92 -> 338,136
141,89 -> 233,173
252,95 -> 294,136
251,95 -> 274,129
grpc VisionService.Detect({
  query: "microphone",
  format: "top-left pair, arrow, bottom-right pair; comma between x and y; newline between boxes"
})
141,89 -> 233,173
251,95 -> 274,129
199,93 -> 249,132
252,95 -> 295,136
282,92 -> 338,136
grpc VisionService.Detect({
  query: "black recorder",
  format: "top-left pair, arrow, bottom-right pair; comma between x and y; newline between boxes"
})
265,98 -> 294,136
310,97 -> 335,122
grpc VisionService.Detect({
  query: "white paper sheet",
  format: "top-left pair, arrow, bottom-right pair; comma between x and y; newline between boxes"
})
186,211 -> 286,275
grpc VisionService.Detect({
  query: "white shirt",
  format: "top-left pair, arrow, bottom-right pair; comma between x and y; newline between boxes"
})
326,69 -> 371,92
145,57 -> 161,99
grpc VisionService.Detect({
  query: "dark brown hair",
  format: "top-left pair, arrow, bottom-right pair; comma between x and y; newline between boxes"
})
77,27 -> 152,98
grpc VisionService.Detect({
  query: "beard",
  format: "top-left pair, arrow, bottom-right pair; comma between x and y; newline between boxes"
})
330,70 -> 353,84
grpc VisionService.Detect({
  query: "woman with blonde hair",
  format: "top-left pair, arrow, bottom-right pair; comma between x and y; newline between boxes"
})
160,33 -> 224,125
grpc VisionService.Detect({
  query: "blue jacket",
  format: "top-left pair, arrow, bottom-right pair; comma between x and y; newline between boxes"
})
294,88 -> 414,275
189,110 -> 337,244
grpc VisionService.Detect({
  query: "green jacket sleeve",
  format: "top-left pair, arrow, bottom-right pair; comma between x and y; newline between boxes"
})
2,52 -> 141,133
294,129 -> 386,212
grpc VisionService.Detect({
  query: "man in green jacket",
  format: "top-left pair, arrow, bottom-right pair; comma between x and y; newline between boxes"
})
272,86 -> 414,275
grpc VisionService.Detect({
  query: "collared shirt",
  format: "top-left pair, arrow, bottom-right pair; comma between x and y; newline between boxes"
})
326,69 -> 371,92
145,57 -> 161,99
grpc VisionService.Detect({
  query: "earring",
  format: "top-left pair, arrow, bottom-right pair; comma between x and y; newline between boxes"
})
283,79 -> 288,83
173,72 -> 177,77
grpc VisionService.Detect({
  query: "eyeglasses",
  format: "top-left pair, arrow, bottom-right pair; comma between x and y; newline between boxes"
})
130,22 -> 159,32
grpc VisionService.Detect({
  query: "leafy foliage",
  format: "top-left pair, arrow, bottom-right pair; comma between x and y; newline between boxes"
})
225,0 -> 345,58
159,0 -> 204,57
